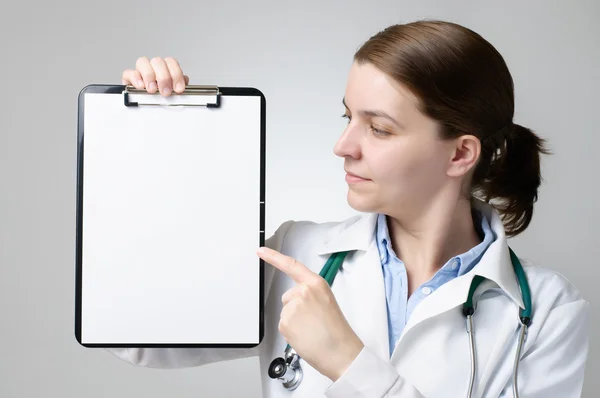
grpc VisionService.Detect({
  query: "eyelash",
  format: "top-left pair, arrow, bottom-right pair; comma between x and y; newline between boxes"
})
341,114 -> 390,136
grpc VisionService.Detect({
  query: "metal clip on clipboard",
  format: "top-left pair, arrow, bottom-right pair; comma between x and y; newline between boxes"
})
123,85 -> 221,108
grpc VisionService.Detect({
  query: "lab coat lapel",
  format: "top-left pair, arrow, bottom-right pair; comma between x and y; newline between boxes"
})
471,199 -> 526,310
392,200 -> 525,357
312,202 -> 526,365
399,235 -> 524,341
314,212 -> 378,255
314,212 -> 391,361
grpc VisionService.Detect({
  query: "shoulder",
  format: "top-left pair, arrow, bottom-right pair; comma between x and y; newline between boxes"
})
513,257 -> 590,391
519,257 -> 587,309
277,214 -> 364,249
516,257 -> 589,346
266,213 -> 369,260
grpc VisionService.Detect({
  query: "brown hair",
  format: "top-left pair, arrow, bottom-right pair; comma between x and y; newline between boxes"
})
354,20 -> 550,237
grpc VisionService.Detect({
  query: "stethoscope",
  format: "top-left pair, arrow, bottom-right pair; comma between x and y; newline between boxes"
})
268,247 -> 532,398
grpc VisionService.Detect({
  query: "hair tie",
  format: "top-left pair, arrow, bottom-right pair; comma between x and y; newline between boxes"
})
483,121 -> 513,143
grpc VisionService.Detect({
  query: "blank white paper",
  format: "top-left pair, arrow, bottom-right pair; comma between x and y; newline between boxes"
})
80,92 -> 262,345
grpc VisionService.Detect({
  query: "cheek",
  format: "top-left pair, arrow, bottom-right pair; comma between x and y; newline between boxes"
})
375,139 -> 447,186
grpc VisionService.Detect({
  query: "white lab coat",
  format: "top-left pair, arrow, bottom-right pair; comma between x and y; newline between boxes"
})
105,200 -> 590,397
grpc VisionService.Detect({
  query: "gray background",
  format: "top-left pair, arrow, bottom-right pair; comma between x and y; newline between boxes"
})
1,0 -> 597,396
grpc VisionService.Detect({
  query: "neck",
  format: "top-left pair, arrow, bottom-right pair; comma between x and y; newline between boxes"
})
386,194 -> 482,283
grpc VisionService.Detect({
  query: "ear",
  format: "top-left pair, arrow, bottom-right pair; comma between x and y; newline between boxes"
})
446,135 -> 481,178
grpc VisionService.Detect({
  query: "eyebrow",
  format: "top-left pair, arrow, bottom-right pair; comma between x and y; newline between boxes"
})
342,97 -> 404,129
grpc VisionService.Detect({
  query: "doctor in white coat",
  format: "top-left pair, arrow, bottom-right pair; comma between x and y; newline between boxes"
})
109,20 -> 590,397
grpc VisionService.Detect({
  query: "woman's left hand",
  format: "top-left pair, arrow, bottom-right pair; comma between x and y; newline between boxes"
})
256,246 -> 365,382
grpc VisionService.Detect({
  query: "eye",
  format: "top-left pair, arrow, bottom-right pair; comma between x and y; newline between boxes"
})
369,126 -> 391,136
341,113 -> 390,136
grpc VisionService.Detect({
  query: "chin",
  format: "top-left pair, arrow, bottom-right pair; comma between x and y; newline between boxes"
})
346,190 -> 380,213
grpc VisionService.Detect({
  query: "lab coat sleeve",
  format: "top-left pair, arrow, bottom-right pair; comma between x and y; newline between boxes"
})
505,298 -> 590,397
324,345 -> 425,398
103,219 -> 296,369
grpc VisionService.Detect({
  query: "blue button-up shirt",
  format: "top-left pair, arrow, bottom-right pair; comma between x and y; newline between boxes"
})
376,209 -> 496,357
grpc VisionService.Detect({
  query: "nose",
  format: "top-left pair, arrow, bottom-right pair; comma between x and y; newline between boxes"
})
333,124 -> 361,159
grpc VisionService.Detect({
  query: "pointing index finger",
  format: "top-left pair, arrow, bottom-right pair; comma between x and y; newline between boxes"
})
257,247 -> 313,283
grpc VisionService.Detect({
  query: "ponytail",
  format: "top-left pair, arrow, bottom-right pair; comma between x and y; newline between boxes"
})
471,123 -> 551,237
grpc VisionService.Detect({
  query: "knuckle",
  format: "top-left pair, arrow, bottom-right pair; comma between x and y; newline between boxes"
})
164,56 -> 177,64
150,56 -> 163,64
158,73 -> 172,83
278,318 -> 288,333
171,69 -> 184,81
137,68 -> 154,82
136,56 -> 149,67
309,277 -> 324,289
121,69 -> 131,82
140,70 -> 154,81
298,284 -> 309,298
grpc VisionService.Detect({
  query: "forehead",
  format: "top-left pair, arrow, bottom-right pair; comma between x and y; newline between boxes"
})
344,61 -> 421,113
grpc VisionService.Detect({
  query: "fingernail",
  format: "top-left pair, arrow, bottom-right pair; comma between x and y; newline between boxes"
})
148,82 -> 157,91
162,86 -> 172,95
175,82 -> 184,92
137,80 -> 144,88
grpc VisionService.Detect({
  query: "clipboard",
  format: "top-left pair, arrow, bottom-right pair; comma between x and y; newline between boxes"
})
75,84 -> 266,348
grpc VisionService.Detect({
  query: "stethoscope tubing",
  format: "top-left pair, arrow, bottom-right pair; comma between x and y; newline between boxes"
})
270,247 -> 532,398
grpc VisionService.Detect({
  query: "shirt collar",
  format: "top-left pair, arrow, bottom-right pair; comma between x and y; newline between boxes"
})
376,212 -> 391,264
454,208 -> 496,275
375,207 -> 496,275
314,199 -> 524,310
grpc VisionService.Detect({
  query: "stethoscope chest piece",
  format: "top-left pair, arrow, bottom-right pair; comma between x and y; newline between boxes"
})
268,345 -> 303,390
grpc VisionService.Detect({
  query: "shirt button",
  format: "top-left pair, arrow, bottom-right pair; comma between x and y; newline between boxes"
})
450,259 -> 459,270
421,286 -> 432,295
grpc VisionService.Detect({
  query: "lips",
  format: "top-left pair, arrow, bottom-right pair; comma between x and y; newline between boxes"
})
345,170 -> 367,179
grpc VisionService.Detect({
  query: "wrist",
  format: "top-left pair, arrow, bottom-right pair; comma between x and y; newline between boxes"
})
326,336 -> 364,381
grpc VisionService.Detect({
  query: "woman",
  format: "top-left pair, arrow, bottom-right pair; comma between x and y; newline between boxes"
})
108,20 -> 589,397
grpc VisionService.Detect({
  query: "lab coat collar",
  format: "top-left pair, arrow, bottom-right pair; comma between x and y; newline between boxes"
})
315,211 -> 378,255
314,199 -> 525,314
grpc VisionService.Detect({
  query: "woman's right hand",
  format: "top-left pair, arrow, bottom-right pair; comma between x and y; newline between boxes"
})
121,57 -> 190,96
